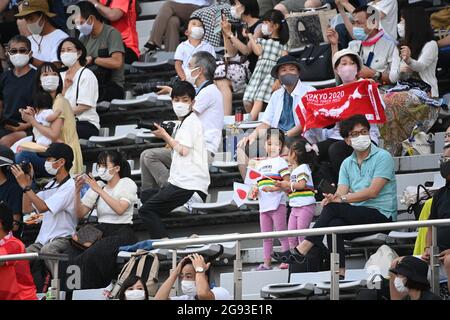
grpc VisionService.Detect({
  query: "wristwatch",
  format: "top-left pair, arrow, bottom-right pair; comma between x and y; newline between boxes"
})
22,185 -> 32,193
195,266 -> 205,273
340,195 -> 348,203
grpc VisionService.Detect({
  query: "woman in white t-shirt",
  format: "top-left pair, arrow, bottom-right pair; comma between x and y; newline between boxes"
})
155,253 -> 231,300
58,37 -> 100,139
71,150 -> 138,289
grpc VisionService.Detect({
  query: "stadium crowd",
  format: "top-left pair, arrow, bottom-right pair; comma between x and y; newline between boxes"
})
0,0 -> 450,301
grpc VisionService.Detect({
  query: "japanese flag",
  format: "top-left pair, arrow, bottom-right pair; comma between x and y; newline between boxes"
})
244,167 -> 263,185
233,183 -> 251,208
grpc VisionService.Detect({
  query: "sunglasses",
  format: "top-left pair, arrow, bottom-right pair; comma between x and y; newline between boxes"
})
8,48 -> 30,55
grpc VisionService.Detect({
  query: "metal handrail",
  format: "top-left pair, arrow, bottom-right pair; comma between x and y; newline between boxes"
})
0,252 -> 69,300
152,219 -> 450,248
152,218 -> 450,300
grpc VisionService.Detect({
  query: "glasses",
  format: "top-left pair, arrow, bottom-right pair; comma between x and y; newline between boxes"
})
349,129 -> 369,138
8,48 -> 29,55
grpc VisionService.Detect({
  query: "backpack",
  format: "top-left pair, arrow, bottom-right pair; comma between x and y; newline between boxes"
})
109,249 -> 159,299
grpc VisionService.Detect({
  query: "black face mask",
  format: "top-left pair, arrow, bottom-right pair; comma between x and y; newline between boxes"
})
440,161 -> 450,180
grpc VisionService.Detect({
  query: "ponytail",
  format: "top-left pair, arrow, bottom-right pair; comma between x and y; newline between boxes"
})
262,9 -> 290,45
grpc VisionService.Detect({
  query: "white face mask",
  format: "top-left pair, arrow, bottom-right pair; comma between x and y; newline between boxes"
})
41,75 -> 60,92
9,53 -> 30,68
172,102 -> 191,118
397,22 -> 405,38
230,6 -> 241,20
27,15 -> 44,35
97,167 -> 115,182
181,280 -> 197,297
261,24 -> 272,36
77,19 -> 94,36
185,67 -> 200,86
125,289 -> 146,300
394,277 -> 408,293
350,134 -> 371,152
61,52 -> 79,67
44,160 -> 60,176
190,27 -> 204,40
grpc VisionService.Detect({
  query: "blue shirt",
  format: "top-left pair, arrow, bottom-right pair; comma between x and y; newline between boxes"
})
278,90 -> 296,133
339,144 -> 397,220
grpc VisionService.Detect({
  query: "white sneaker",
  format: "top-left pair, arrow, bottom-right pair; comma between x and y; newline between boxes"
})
183,192 -> 204,214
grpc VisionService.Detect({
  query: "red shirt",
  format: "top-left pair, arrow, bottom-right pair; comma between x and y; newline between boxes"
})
101,0 -> 140,57
0,233 -> 37,300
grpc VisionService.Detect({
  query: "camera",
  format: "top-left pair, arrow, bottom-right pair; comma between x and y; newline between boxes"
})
4,161 -> 31,175
137,121 -> 176,136
20,161 -> 31,175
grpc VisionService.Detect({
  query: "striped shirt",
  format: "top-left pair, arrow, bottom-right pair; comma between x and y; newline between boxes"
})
256,156 -> 290,213
288,164 -> 316,207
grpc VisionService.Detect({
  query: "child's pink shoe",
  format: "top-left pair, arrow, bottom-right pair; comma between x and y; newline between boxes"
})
279,263 -> 289,270
256,264 -> 273,271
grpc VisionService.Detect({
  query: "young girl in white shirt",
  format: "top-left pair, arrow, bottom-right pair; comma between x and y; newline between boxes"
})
32,91 -> 61,146
250,129 -> 290,271
276,140 -> 318,248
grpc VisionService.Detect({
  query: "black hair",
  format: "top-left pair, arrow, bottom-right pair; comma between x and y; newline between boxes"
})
77,0 -> 104,22
7,35 -> 32,52
401,6 -> 434,60
266,128 -> 285,148
353,5 -> 369,16
230,0 -> 260,18
97,150 -> 131,179
289,140 -> 319,171
261,9 -> 289,45
171,81 -> 196,100
179,245 -> 224,286
405,278 -> 430,292
118,275 -> 149,300
33,62 -> 63,97
334,54 -> 362,72
0,202 -> 13,233
57,37 -> 88,66
188,16 -> 204,27
32,90 -> 53,111
339,114 -> 370,139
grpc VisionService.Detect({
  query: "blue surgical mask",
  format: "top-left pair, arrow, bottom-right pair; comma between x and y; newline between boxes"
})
353,27 -> 368,41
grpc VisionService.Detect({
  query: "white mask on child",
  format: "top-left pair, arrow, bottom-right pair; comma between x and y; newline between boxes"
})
41,75 -> 60,92
190,27 -> 204,40
261,24 -> 272,36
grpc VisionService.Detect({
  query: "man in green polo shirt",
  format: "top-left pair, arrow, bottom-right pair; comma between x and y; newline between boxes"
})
273,114 -> 397,277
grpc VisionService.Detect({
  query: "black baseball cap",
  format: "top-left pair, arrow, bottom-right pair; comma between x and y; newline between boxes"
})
38,143 -> 74,168
0,145 -> 15,167
389,256 -> 429,286
271,55 -> 302,79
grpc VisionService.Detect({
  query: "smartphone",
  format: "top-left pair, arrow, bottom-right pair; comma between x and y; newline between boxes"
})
318,179 -> 337,195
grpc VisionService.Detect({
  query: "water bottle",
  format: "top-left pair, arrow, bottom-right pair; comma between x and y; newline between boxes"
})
45,287 -> 56,300
235,107 -> 243,123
